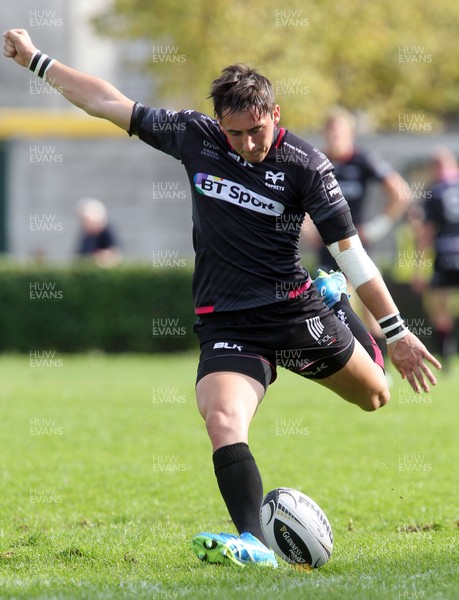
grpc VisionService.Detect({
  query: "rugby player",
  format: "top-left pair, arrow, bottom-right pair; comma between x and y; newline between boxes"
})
310,107 -> 413,356
321,107 -> 411,259
3,28 -> 441,568
412,147 -> 459,368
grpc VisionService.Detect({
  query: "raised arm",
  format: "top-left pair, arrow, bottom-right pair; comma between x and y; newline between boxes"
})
3,28 -> 134,131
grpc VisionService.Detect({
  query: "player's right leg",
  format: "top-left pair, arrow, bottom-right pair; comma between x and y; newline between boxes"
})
313,269 -> 385,370
317,337 -> 390,411
191,369 -> 277,567
311,269 -> 389,409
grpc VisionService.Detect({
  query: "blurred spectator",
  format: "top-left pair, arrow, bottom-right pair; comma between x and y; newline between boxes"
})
76,197 -> 121,267
305,107 -> 412,353
317,106 -> 412,264
411,147 -> 459,366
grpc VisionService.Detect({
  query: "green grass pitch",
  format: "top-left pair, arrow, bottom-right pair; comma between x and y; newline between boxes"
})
0,353 -> 457,599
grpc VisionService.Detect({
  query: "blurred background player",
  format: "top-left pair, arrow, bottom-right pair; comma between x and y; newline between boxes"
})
308,107 -> 412,355
411,147 -> 459,368
76,197 -> 122,267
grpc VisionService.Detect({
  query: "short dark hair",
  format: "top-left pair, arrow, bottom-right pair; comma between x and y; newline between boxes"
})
209,64 -> 275,119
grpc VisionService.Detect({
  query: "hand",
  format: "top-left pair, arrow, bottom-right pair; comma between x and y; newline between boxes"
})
388,331 -> 442,393
3,28 -> 37,67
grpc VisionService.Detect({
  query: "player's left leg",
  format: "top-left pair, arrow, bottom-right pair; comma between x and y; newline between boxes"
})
195,370 -> 266,542
192,369 -> 278,566
196,370 -> 263,451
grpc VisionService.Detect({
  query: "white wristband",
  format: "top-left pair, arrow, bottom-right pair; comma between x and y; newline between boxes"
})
386,328 -> 410,345
378,312 -> 409,344
28,50 -> 56,82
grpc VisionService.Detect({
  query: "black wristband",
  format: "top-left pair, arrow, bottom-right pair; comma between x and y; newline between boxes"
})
29,51 -> 42,72
378,312 -> 409,344
28,50 -> 56,81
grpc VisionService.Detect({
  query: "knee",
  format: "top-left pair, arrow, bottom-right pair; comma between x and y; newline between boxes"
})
205,406 -> 232,434
204,405 -> 245,447
196,372 -> 263,449
361,387 -> 390,412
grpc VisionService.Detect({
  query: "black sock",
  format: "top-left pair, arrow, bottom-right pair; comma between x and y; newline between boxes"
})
332,293 -> 385,370
212,442 -> 267,545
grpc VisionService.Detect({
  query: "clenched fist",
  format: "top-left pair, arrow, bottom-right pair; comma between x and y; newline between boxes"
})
3,28 -> 37,67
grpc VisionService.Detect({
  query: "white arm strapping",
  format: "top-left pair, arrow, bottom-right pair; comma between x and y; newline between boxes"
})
327,235 -> 379,289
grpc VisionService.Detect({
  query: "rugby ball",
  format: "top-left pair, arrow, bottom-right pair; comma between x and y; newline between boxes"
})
260,487 -> 333,568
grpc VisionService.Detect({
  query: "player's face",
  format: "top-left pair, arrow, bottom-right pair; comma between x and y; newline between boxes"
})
431,151 -> 459,182
218,106 -> 281,163
325,117 -> 354,157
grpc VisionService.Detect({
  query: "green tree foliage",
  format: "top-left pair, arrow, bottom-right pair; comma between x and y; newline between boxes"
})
94,0 -> 459,130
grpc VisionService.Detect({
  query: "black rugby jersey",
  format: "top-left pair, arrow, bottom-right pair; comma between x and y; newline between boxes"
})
424,177 -> 459,271
331,150 -> 393,225
129,106 -> 356,313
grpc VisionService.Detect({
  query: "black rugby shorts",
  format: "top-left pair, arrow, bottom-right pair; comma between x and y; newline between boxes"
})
194,286 -> 355,391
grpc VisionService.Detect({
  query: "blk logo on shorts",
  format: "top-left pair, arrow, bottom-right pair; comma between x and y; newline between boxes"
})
301,361 -> 328,376
213,342 -> 243,352
305,316 -> 324,341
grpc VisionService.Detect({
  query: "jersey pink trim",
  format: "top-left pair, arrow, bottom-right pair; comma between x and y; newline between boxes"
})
195,280 -> 311,312
368,332 -> 385,371
288,279 -> 312,299
274,128 -> 286,149
195,305 -> 215,314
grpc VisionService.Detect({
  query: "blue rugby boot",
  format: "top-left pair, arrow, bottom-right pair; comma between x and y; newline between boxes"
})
191,531 -> 278,568
313,269 -> 348,308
